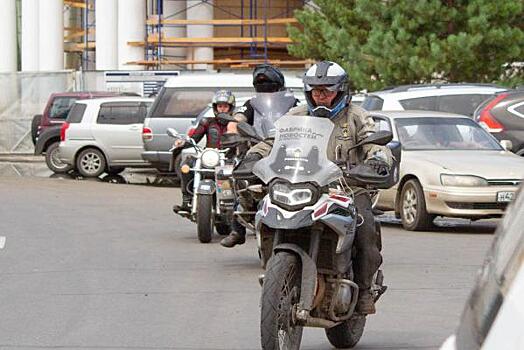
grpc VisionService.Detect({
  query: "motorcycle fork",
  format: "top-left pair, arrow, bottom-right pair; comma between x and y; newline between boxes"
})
191,158 -> 202,216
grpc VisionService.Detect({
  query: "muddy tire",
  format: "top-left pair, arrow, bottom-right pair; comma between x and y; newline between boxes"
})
325,315 -> 366,349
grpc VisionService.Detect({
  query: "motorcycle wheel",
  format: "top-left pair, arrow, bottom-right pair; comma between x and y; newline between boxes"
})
215,223 -> 231,236
261,252 -> 303,350
325,314 -> 366,349
196,194 -> 214,243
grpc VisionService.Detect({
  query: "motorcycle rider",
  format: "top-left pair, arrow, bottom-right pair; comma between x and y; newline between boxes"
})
173,89 -> 236,213
220,64 -> 298,248
235,61 -> 392,315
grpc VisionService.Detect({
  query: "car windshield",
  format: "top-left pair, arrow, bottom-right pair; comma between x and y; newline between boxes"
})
395,117 -> 502,151
151,87 -> 255,118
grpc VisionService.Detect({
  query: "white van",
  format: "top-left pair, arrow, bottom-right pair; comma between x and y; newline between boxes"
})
141,72 -> 304,171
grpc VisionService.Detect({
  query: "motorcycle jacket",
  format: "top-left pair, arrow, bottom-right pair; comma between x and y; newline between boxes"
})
188,117 -> 228,149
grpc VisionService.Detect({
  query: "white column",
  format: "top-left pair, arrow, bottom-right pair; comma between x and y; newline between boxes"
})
39,0 -> 64,71
118,0 -> 145,70
163,0 -> 187,62
186,0 -> 214,70
0,0 -> 18,72
22,0 -> 40,71
96,0 -> 118,70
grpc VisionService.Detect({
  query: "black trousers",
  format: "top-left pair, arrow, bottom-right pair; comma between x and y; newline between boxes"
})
180,157 -> 196,199
353,192 -> 383,290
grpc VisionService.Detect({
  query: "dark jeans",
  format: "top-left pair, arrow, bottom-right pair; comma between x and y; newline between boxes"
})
180,156 -> 196,199
353,192 -> 383,290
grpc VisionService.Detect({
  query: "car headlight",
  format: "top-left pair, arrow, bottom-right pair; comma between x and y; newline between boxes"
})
440,174 -> 488,187
270,181 -> 318,210
201,149 -> 220,168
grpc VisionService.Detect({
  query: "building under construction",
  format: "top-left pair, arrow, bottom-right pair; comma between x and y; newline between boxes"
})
0,0 -> 314,73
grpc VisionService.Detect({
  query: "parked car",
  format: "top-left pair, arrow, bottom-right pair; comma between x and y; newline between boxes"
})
473,90 -> 524,156
59,97 -> 154,177
362,83 -> 508,117
141,73 -> 304,171
372,111 -> 524,230
32,91 -> 118,145
440,185 -> 524,350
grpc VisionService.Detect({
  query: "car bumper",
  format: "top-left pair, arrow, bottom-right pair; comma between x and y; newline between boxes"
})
424,184 -> 517,217
58,141 -> 82,165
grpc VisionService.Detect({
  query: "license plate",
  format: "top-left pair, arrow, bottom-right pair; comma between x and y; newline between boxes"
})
497,191 -> 515,203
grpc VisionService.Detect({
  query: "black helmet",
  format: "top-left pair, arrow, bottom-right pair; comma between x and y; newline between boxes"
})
212,89 -> 236,117
253,64 -> 285,93
303,61 -> 350,118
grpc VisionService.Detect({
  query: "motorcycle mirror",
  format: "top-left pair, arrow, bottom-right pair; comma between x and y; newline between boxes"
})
166,128 -> 179,138
216,113 -> 237,123
347,130 -> 393,151
237,122 -> 263,141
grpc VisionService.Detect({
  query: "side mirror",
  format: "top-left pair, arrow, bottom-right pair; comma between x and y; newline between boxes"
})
237,122 -> 263,141
166,128 -> 179,138
500,140 -> 512,151
216,113 -> 237,123
348,130 -> 393,151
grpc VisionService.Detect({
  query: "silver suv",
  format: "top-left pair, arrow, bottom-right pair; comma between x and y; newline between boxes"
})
362,83 -> 508,116
59,97 -> 154,177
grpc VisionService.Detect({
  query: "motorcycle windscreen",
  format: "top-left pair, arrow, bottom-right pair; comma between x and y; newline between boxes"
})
250,90 -> 297,139
253,115 -> 343,187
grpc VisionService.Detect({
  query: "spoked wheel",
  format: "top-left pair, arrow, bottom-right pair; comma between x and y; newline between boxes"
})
76,148 -> 106,178
45,142 -> 72,173
400,179 -> 435,231
261,252 -> 303,350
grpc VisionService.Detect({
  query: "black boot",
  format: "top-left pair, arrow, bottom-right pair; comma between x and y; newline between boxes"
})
173,195 -> 192,213
220,231 -> 246,248
355,289 -> 376,315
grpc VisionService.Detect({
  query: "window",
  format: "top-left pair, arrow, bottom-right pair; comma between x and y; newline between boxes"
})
361,96 -> 384,111
66,103 -> 87,123
437,94 -> 493,116
399,96 -> 437,111
49,97 -> 78,119
151,87 -> 255,118
97,102 -> 151,125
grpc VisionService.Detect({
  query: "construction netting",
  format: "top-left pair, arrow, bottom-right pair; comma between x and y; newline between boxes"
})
0,71 -> 77,154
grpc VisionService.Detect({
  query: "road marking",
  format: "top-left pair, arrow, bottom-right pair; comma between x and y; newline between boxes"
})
0,236 -> 5,249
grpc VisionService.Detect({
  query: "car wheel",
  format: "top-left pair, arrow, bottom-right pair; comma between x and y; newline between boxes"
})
76,148 -> 106,178
45,142 -> 73,174
400,179 -> 435,231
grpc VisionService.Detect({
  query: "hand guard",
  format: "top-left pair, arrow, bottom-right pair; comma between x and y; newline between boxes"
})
365,158 -> 390,176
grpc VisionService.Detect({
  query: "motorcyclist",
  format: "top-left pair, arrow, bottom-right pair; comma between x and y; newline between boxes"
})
220,64 -> 298,247
173,89 -> 236,213
234,61 -> 392,315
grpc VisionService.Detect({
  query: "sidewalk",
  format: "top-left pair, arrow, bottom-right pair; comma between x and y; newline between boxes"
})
0,154 -> 44,163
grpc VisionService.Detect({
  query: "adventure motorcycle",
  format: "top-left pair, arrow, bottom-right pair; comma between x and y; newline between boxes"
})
167,128 -> 236,243
238,114 -> 398,350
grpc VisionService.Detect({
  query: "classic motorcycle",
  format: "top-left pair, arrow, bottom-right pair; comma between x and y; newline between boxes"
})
238,114 -> 397,350
167,128 -> 236,243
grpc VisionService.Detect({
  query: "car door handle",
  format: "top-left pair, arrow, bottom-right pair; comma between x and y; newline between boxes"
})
129,125 -> 140,131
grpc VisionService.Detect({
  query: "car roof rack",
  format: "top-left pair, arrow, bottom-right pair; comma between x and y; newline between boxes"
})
375,83 -> 507,93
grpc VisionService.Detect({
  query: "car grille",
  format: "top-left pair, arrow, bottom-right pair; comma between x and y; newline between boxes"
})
487,179 -> 521,186
446,202 -> 508,210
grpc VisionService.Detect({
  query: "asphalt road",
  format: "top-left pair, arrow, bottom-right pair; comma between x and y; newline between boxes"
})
0,173 -> 495,350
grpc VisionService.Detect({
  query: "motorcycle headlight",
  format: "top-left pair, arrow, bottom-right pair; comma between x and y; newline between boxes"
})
201,149 -> 220,168
270,181 -> 318,210
440,174 -> 488,187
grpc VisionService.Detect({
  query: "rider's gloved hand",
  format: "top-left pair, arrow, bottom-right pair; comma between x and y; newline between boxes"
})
174,139 -> 186,148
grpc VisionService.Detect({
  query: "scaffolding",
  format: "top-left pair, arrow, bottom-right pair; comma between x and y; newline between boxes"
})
63,0 -> 313,70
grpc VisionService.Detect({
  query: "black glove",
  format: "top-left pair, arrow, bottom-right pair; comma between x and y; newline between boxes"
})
365,158 -> 390,176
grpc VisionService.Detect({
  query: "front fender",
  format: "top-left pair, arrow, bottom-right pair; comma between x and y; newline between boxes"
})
273,243 -> 318,312
195,179 -> 216,195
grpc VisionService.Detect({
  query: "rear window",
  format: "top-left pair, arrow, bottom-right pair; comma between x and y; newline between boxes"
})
399,96 -> 437,111
437,94 -> 493,116
66,103 -> 87,123
97,102 -> 151,125
361,95 -> 384,111
151,87 -> 255,118
49,96 -> 78,119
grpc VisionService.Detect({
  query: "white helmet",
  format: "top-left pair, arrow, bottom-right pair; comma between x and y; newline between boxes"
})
303,61 -> 350,118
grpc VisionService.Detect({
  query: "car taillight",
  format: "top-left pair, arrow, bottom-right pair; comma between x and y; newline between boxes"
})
60,122 -> 70,141
142,127 -> 153,142
478,93 -> 508,133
